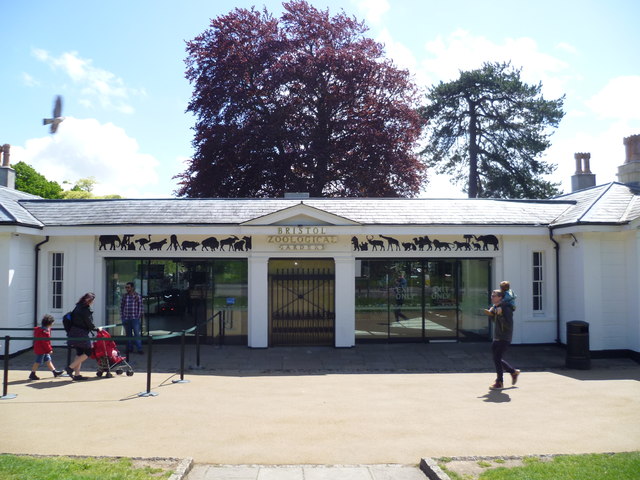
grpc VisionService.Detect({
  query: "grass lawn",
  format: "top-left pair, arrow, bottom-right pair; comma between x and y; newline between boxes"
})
439,452 -> 640,480
0,455 -> 173,480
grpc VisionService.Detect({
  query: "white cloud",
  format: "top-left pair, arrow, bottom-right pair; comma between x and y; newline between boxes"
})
12,117 -> 161,197
353,0 -> 390,25
32,49 -> 144,114
21,72 -> 40,87
375,28 -> 426,87
420,29 -> 570,98
586,76 -> 640,121
555,42 -> 578,55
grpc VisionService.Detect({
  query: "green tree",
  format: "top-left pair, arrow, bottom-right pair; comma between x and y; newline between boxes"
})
73,177 -> 96,193
14,165 -> 121,199
420,62 -> 565,199
13,162 -> 64,199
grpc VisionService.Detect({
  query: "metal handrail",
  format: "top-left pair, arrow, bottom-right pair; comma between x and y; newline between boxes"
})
1,311 -> 225,400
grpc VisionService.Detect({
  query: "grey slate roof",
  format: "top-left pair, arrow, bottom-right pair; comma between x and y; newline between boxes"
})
2,182 -> 639,229
17,197 -> 573,227
551,182 -> 640,226
0,186 -> 43,227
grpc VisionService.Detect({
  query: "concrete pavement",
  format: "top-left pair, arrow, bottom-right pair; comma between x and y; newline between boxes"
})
1,343 -> 639,479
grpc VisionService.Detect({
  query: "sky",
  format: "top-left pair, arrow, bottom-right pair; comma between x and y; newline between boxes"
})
1,0 -> 639,198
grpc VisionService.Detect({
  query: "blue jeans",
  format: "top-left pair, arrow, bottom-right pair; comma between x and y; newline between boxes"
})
122,317 -> 143,352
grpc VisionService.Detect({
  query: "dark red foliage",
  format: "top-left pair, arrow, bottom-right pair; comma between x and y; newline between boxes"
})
175,0 -> 425,198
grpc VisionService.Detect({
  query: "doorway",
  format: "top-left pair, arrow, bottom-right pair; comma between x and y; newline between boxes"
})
268,259 -> 335,346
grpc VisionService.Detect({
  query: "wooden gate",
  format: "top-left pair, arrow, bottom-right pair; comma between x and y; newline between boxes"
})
269,267 -> 335,346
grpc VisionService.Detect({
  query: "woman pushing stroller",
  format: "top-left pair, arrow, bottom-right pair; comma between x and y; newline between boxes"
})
66,292 -> 99,381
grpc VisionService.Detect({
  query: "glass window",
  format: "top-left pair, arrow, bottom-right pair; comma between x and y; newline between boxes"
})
355,259 -> 491,343
105,258 -> 248,345
50,252 -> 63,311
532,252 -> 544,311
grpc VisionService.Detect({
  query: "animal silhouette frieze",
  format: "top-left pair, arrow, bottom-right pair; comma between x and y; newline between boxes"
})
181,240 -> 200,251
201,236 -> 219,251
349,233 -> 499,253
148,238 -> 168,251
220,235 -> 239,251
366,235 -> 385,251
474,234 -> 499,251
167,234 -> 181,251
379,235 -> 400,251
135,235 -> 151,250
98,235 -> 120,250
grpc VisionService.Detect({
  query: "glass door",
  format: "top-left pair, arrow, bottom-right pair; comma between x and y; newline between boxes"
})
424,260 -> 458,341
355,258 -> 492,343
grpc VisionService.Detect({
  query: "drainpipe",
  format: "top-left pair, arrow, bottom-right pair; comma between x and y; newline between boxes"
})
34,236 -> 50,326
548,228 -> 560,343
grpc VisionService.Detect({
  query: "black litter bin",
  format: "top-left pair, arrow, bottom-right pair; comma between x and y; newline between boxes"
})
566,320 -> 590,369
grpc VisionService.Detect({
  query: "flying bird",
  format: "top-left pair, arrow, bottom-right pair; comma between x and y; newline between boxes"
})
43,95 -> 65,134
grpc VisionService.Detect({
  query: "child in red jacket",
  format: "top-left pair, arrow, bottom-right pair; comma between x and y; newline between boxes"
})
30,315 -> 64,380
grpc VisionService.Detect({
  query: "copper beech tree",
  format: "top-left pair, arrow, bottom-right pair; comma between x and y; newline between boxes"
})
176,0 -> 425,198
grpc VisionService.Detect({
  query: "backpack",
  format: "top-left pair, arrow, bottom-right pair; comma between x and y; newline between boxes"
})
62,311 -> 73,333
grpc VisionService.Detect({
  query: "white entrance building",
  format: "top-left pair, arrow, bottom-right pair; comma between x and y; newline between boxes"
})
1,136 -> 639,358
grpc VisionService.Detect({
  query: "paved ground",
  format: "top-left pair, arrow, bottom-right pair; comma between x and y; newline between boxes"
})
1,343 -> 639,479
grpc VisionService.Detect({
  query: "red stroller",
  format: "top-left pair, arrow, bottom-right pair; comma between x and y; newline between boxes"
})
91,329 -> 134,378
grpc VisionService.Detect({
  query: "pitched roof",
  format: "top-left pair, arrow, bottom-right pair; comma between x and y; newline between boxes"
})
0,186 -> 43,227
2,182 -> 639,229
17,197 -> 573,227
551,182 -> 640,226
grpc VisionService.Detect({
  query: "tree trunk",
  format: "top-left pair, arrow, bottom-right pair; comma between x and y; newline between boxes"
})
467,100 -> 478,198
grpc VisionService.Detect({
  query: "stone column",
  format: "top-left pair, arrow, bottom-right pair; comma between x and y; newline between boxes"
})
334,256 -> 355,348
247,254 -> 269,348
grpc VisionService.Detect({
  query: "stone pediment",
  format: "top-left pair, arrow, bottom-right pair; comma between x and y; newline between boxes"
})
241,202 -> 360,226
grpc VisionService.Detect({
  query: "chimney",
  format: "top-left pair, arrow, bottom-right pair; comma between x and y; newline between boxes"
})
571,152 -> 596,192
0,144 -> 15,189
617,134 -> 640,186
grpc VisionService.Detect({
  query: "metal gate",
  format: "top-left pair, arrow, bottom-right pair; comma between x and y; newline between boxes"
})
269,267 -> 335,346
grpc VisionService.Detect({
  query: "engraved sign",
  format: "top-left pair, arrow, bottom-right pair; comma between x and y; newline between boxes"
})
267,227 -> 338,251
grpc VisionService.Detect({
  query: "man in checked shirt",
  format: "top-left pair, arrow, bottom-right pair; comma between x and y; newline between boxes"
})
120,282 -> 144,354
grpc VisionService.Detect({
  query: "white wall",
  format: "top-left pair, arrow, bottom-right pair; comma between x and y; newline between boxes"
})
560,229 -> 639,351
38,237 -> 100,323
558,235 -> 585,344
501,235 -> 557,344
628,229 -> 640,352
0,233 -> 38,353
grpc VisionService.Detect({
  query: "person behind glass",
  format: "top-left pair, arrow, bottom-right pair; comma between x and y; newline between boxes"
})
66,292 -> 98,381
120,282 -> 144,354
29,314 -> 64,380
488,289 -> 520,390
393,272 -> 408,322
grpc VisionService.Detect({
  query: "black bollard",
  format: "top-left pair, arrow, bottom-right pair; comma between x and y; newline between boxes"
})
172,331 -> 189,384
2,336 -> 17,400
138,335 -> 158,397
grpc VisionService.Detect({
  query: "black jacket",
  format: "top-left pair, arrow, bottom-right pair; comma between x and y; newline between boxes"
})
71,303 -> 97,332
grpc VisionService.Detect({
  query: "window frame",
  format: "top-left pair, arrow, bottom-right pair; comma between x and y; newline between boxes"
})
50,252 -> 64,311
532,251 -> 544,312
